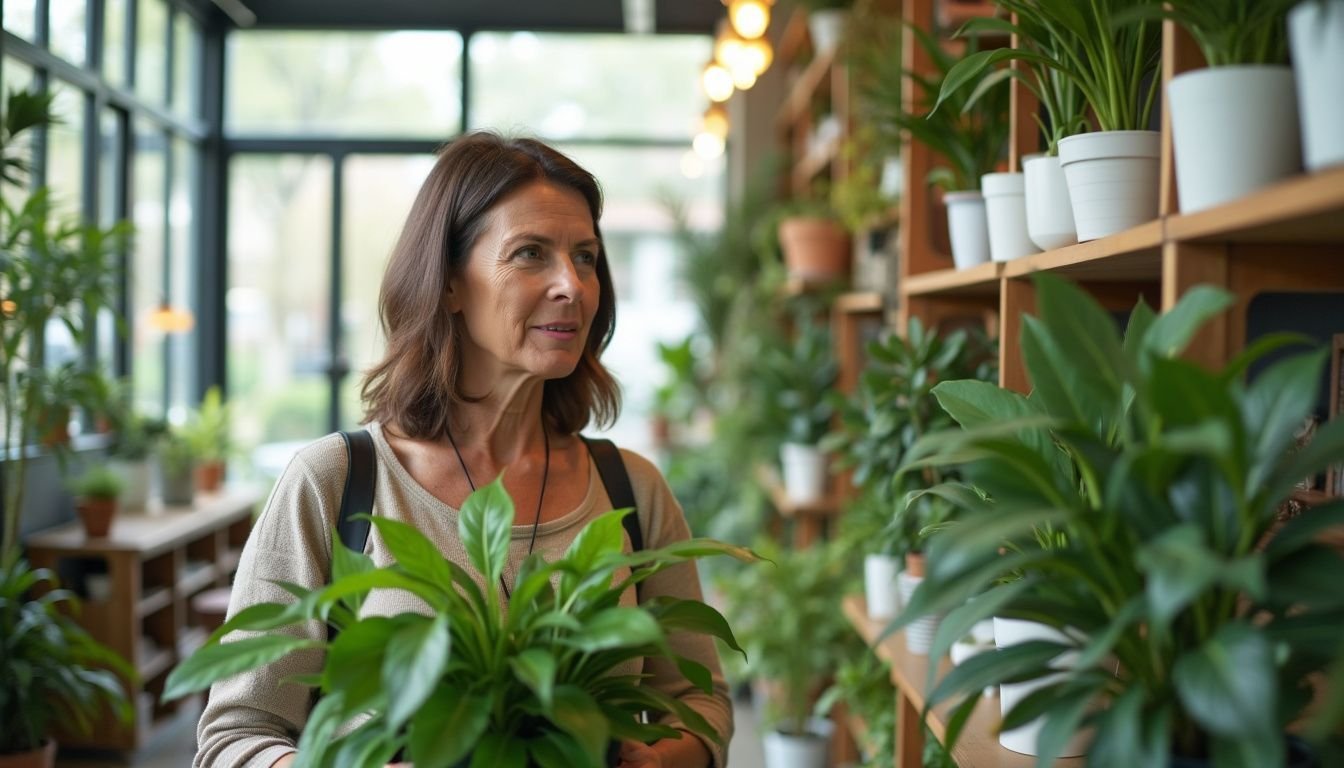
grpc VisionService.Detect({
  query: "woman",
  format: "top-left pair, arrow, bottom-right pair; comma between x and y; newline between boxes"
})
195,132 -> 731,767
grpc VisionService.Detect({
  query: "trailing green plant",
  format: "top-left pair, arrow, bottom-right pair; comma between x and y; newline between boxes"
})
182,385 -> 232,464
815,649 -> 896,767
890,273 -> 1344,766
1119,0 -> 1298,68
67,465 -> 126,501
164,478 -> 757,767
0,559 -> 134,755
755,304 -> 839,447
860,22 -> 1010,191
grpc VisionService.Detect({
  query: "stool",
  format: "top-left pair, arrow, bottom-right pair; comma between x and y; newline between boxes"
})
192,587 -> 233,632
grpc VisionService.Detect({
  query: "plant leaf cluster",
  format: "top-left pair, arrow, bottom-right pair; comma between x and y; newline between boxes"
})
1119,0 -> 1298,68
164,478 -> 758,768
889,273 -> 1344,767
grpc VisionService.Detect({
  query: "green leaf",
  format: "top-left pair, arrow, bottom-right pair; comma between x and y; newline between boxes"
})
511,648 -> 557,712
293,690 -> 345,768
1141,285 -> 1233,360
643,597 -> 744,655
927,580 -> 1031,672
1031,273 -> 1128,426
325,617 -> 396,713
382,613 -> 450,731
551,685 -> 611,764
468,732 -> 528,768
1089,687 -> 1171,768
927,639 -> 1069,709
1243,351 -> 1327,491
1172,623 -> 1277,737
531,730 -> 597,768
565,607 -> 664,653
1136,524 -> 1224,626
163,634 -> 320,700
563,508 -> 628,575
409,687 -> 490,768
1264,501 -> 1344,561
367,515 -> 454,594
459,476 -> 514,587
331,522 -> 376,580
674,655 -> 715,695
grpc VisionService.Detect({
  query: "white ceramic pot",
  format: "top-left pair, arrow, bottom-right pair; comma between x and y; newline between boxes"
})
111,458 -> 151,511
943,190 -> 990,269
1057,130 -> 1160,241
993,618 -> 1091,757
762,717 -> 834,768
981,172 -> 1040,262
864,554 -> 901,620
897,570 -> 940,655
807,9 -> 847,56
951,619 -> 998,698
1023,153 -> 1078,251
1169,65 -> 1301,213
779,443 -> 826,505
1290,0 -> 1344,170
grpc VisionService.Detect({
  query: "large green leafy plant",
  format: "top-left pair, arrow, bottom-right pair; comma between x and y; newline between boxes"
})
1122,0 -> 1298,67
892,274 -> 1344,767
755,306 -> 839,448
165,479 -> 756,767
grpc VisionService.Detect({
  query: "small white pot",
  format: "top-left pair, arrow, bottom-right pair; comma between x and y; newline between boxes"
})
951,619 -> 998,698
1169,65 -> 1301,212
779,443 -> 827,505
1057,130 -> 1161,241
864,554 -> 901,620
981,172 -> 1040,262
807,9 -> 847,56
110,458 -> 151,511
763,717 -> 834,768
1023,153 -> 1078,251
897,570 -> 940,655
1290,0 -> 1344,170
993,618 -> 1091,757
944,190 -> 990,270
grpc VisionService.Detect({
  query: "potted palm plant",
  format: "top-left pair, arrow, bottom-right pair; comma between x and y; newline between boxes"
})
165,479 -> 756,766
66,466 -> 126,539
892,273 -> 1344,765
181,386 -> 231,493
757,308 -> 839,505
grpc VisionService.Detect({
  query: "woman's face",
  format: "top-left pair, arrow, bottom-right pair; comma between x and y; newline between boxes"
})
449,180 -> 602,390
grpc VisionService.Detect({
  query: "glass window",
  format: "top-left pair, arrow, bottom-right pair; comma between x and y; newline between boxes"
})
226,31 -> 462,136
95,111 -> 123,371
169,137 -> 198,418
103,0 -> 128,86
135,0 -> 168,105
131,120 -> 167,415
172,11 -> 201,118
2,0 -> 37,41
470,33 -> 712,140
0,59 -> 37,209
228,154 -> 333,478
338,154 -> 434,430
49,0 -> 89,65
46,80 -> 86,217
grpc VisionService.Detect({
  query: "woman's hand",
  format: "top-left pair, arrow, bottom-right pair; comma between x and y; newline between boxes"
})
616,740 -> 663,768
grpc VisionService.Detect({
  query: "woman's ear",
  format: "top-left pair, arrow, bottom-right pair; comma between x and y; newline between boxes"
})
443,281 -> 461,313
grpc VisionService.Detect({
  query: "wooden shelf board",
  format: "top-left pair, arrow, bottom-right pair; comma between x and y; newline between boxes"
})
138,644 -> 174,681
178,561 -> 218,597
835,291 -> 884,314
777,44 -> 838,132
843,595 -> 1084,768
179,626 -> 209,659
1166,167 -> 1344,243
793,135 -> 840,189
137,585 -> 173,618
1002,220 -> 1164,281
25,489 -> 261,557
903,260 -> 1003,297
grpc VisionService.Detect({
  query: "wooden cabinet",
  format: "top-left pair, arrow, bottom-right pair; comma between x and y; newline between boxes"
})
25,490 -> 261,751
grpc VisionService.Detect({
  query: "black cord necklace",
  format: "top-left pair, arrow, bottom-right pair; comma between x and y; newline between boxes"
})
445,420 -> 550,600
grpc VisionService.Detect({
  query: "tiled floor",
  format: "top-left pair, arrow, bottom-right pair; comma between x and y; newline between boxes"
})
55,697 -> 769,768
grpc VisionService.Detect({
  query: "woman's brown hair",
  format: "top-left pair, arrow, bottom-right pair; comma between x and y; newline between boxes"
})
361,132 -> 620,438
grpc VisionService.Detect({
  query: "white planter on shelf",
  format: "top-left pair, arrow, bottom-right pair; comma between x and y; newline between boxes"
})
944,190 -> 990,269
896,569 -> 941,655
993,618 -> 1092,757
762,717 -> 834,768
779,443 -> 827,505
1057,130 -> 1161,241
950,620 -> 998,698
806,10 -> 847,56
863,554 -> 901,619
981,172 -> 1040,262
1169,65 -> 1301,212
1023,153 -> 1078,251
110,458 -> 151,512
1290,0 -> 1344,170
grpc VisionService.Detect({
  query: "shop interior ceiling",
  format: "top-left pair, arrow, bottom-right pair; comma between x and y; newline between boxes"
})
214,0 -> 723,34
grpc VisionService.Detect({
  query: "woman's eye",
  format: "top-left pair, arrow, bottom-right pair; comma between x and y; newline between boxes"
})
514,246 -> 543,261
575,250 -> 598,266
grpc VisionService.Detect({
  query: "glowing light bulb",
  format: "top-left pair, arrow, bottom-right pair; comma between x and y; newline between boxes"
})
702,62 -> 734,102
728,0 -> 771,40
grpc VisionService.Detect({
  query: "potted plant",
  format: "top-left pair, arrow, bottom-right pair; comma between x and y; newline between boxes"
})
719,538 -> 863,768
892,273 -> 1344,765
155,429 -> 197,507
1289,0 -> 1344,171
862,23 -> 1010,269
165,479 -> 756,766
0,559 -> 133,767
792,0 -> 855,56
1126,0 -> 1303,212
66,466 -> 125,539
757,307 -> 839,505
181,386 -> 231,493
814,650 -> 897,767
773,197 -> 852,286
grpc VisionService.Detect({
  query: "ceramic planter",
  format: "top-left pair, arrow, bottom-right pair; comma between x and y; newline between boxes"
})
779,443 -> 827,505
1023,153 -> 1078,251
863,553 -> 901,619
1290,0 -> 1344,170
898,552 -> 941,655
1169,66 -> 1301,212
981,172 -> 1040,262
158,458 -> 196,507
762,717 -> 833,768
993,618 -> 1090,757
0,740 -> 56,768
806,10 -> 847,56
1057,131 -> 1161,241
777,217 -> 850,284
944,190 -> 990,269
111,459 -> 151,511
77,498 -> 117,538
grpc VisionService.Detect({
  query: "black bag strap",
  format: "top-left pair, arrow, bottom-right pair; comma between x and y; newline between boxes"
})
581,436 -> 641,552
336,429 -> 377,559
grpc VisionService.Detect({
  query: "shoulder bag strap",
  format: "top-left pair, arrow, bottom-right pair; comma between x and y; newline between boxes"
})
336,428 -> 377,560
581,436 -> 641,551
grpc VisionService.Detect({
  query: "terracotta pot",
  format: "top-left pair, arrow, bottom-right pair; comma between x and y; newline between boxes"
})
777,216 -> 850,284
36,406 -> 71,448
904,551 -> 926,578
0,739 -> 57,768
195,460 -> 226,493
77,498 -> 118,538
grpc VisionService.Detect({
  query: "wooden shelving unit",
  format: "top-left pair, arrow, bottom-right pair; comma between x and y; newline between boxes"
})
25,489 -> 262,751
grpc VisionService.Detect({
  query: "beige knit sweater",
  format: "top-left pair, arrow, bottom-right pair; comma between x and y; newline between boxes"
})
195,422 -> 731,767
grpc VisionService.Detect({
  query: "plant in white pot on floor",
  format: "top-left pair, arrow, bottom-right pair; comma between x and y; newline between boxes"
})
758,306 -> 839,505
1126,0 -> 1303,212
892,273 -> 1344,766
